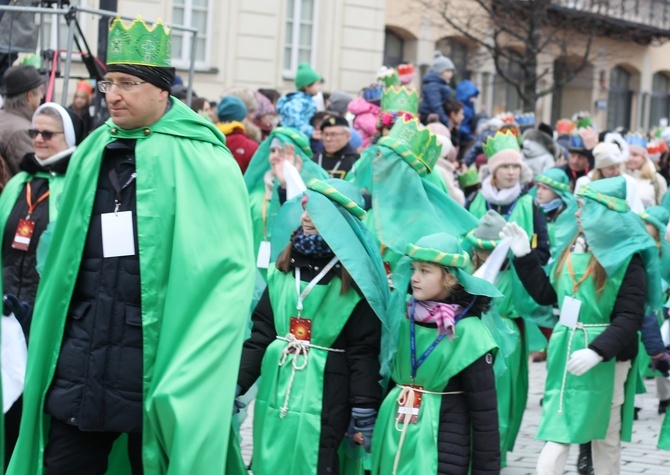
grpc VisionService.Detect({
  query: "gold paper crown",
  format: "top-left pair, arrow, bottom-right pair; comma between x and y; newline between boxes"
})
380,86 -> 419,115
107,16 -> 172,68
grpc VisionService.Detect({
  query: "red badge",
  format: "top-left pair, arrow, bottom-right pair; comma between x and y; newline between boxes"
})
290,317 -> 312,342
12,218 -> 35,251
396,385 -> 423,424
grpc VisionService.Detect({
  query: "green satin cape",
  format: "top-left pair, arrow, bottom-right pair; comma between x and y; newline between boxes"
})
7,98 -> 256,474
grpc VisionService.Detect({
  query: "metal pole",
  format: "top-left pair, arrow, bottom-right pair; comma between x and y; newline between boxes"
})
187,30 -> 197,106
61,10 -> 76,106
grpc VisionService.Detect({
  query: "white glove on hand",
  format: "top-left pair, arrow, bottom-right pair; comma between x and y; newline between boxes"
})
566,348 -> 603,376
499,222 -> 531,257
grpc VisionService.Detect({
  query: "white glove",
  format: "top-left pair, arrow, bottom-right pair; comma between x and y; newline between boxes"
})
499,222 -> 531,257
566,348 -> 603,376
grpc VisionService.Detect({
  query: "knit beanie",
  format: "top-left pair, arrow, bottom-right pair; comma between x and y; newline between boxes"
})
432,51 -> 455,74
217,96 -> 248,122
592,142 -> 625,169
327,91 -> 353,116
295,63 -> 321,90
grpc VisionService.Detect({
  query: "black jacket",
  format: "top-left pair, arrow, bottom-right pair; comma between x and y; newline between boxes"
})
514,251 -> 646,361
2,154 -> 70,335
558,163 -> 590,192
389,318 -> 500,475
45,139 -> 143,433
238,250 -> 382,475
312,143 -> 359,179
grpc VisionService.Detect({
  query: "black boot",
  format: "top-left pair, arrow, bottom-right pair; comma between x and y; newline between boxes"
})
577,442 -> 594,475
659,399 -> 670,414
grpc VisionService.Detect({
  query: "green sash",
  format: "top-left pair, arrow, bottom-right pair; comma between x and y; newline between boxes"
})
371,317 -> 497,475
252,265 -> 361,474
538,252 -> 632,443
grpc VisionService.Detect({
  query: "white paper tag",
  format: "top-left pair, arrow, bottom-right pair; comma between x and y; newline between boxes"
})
101,211 -> 136,258
559,296 -> 581,329
257,241 -> 271,269
2,313 -> 27,413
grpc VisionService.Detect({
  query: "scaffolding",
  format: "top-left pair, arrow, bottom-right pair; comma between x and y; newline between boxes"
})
0,3 -> 198,106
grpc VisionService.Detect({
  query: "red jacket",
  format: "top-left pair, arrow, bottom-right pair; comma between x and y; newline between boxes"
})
217,122 -> 258,173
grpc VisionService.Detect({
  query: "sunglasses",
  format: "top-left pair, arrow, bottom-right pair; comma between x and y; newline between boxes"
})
28,129 -> 64,140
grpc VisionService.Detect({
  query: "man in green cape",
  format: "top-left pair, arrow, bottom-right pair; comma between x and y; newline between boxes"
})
8,17 -> 255,474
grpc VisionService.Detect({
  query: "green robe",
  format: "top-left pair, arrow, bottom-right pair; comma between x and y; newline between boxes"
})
538,253 -> 636,443
252,265 -> 361,474
469,191 -> 536,461
371,316 -> 497,475
7,98 -> 256,474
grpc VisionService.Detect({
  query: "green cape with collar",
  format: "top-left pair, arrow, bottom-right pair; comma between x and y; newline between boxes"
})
8,98 -> 256,474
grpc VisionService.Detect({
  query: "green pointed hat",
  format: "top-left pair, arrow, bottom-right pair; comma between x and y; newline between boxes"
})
458,166 -> 480,188
535,168 -> 573,204
377,117 -> 441,177
465,210 -> 507,251
405,233 -> 502,298
574,176 -> 661,308
306,179 -> 366,220
380,86 -> 419,115
107,16 -> 172,67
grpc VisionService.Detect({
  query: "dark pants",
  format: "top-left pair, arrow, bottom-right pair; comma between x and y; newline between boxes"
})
44,418 -> 143,475
4,396 -> 22,470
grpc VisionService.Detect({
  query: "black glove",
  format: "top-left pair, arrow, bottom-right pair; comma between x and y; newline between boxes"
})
347,407 -> 377,452
3,294 -> 31,320
233,384 -> 246,414
652,352 -> 670,377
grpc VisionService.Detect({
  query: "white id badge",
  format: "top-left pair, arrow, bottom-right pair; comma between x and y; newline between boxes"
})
101,211 -> 136,258
559,296 -> 581,329
257,241 -> 271,269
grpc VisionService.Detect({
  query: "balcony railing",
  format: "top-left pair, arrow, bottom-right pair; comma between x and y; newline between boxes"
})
553,0 -> 670,31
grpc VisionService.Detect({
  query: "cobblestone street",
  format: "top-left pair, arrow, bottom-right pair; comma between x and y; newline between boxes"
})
240,360 -> 670,473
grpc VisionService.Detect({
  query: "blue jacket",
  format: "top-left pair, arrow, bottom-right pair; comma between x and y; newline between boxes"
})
455,80 -> 479,141
419,70 -> 451,127
277,91 -> 317,138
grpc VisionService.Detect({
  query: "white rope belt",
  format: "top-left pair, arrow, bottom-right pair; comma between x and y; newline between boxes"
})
276,334 -> 344,418
392,384 -> 464,475
558,322 -> 609,415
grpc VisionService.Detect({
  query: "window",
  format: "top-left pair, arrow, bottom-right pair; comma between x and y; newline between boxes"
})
649,72 -> 670,128
383,29 -> 404,67
172,0 -> 212,69
492,50 -> 524,112
435,37 -> 471,87
283,0 -> 318,77
607,66 -> 632,130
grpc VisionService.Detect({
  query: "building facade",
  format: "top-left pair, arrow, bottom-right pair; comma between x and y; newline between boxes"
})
27,0 -> 670,130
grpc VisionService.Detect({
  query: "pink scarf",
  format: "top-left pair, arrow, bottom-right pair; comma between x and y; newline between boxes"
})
408,299 -> 461,340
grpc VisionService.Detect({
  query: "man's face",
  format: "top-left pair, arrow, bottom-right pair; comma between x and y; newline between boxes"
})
568,152 -> 589,172
27,84 -> 45,112
322,125 -> 350,154
103,72 -> 168,130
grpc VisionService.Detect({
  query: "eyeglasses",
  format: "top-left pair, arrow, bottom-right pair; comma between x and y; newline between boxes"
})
322,132 -> 347,139
98,80 -> 147,93
28,129 -> 64,140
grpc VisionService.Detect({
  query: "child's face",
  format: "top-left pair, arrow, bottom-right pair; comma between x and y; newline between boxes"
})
536,183 -> 559,204
410,262 -> 455,301
304,82 -> 321,96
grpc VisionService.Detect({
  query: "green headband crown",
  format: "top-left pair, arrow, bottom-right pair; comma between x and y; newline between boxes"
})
307,179 -> 366,220
271,127 -> 313,158
405,242 -> 470,269
483,130 -> 520,160
107,16 -> 172,67
378,117 -> 441,177
458,166 -> 480,188
577,184 -> 629,213
380,86 -> 419,115
536,174 -> 570,194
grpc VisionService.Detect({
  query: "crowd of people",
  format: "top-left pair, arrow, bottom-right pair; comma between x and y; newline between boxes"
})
0,14 -> 670,475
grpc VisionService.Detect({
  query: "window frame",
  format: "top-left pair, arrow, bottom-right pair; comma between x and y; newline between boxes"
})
38,0 -> 87,62
171,0 -> 214,70
282,0 -> 319,79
